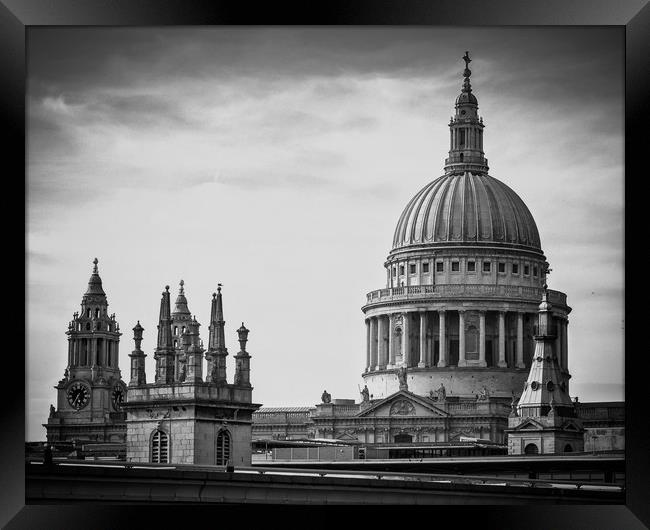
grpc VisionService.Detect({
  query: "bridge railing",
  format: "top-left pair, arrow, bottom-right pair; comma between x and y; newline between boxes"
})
26,459 -> 623,492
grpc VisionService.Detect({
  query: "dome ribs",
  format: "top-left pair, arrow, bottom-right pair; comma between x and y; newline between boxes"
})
405,180 -> 434,244
483,175 -> 507,242
465,174 -> 479,241
390,173 -> 542,252
435,175 -> 454,242
447,175 -> 463,241
473,174 -> 493,241
502,185 -> 524,245
451,175 -> 466,240
393,180 -> 429,248
422,176 -> 447,242
411,179 -> 438,244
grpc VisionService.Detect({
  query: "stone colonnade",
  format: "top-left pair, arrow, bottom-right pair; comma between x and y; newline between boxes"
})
69,337 -> 118,368
364,310 -> 568,372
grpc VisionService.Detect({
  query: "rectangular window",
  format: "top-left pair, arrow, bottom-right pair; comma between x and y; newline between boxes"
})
399,265 -> 405,275
533,266 -> 538,276
409,263 -> 416,274
436,262 -> 444,272
498,262 -> 506,273
467,261 -> 476,272
512,263 -> 519,274
392,267 -> 396,277
422,263 -> 430,273
452,261 -> 460,272
483,261 -> 491,272
524,264 -> 530,275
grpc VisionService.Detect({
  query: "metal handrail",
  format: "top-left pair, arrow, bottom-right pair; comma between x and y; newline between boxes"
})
27,458 -> 623,492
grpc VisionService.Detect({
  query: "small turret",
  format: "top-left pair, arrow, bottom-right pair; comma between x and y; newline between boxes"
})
154,286 -> 175,384
206,284 -> 228,384
234,322 -> 251,387
184,316 -> 204,383
129,321 -> 147,386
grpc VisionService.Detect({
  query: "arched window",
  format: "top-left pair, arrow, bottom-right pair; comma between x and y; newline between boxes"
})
85,323 -> 91,331
86,309 -> 91,318
524,443 -> 539,455
182,326 -> 186,334
96,322 -> 102,331
216,429 -> 231,465
564,444 -> 573,453
151,430 -> 169,463
174,340 -> 178,348
174,326 -> 178,335
95,309 -> 100,318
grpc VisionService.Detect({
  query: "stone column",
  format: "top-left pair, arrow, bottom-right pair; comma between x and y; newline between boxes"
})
437,310 -> 447,367
478,311 -> 487,367
402,313 -> 410,366
387,314 -> 395,368
498,311 -> 507,367
68,340 -> 73,367
418,311 -> 427,367
370,317 -> 378,371
365,319 -> 371,372
458,310 -> 467,367
377,316 -> 387,369
562,319 -> 568,372
516,312 -> 525,368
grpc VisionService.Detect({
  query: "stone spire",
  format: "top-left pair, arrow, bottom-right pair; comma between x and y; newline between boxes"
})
184,316 -> 204,383
154,286 -> 175,384
234,322 -> 251,387
81,258 -> 108,315
206,284 -> 228,384
517,287 -> 574,418
129,321 -> 147,386
84,257 -> 106,296
172,279 -> 191,316
444,51 -> 489,175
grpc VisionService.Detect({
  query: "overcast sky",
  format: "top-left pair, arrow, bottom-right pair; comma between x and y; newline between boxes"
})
26,27 -> 624,441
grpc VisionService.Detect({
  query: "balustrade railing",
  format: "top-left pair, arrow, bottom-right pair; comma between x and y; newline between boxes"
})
366,284 -> 568,306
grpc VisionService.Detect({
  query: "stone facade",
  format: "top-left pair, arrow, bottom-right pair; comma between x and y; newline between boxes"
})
250,54 -> 622,454
44,259 -> 127,445
124,283 -> 260,465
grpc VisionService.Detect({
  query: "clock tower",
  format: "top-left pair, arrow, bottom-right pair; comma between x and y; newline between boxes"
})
44,258 -> 127,445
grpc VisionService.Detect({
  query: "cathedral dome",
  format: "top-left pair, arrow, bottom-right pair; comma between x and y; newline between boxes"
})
392,172 -> 542,252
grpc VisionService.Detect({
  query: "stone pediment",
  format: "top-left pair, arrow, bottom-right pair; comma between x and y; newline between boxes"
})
337,430 -> 359,440
560,419 -> 584,432
356,390 -> 449,418
512,418 -> 545,431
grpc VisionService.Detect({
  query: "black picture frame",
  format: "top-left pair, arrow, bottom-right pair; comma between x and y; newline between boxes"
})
4,0 -> 646,527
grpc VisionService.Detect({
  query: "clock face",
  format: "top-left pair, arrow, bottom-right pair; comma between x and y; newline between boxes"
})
111,384 -> 125,411
66,382 -> 90,410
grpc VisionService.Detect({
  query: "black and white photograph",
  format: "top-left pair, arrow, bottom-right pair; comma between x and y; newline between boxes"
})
5,3 -> 647,519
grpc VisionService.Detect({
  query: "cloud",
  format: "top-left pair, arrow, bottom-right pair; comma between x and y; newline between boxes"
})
214,171 -> 335,191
